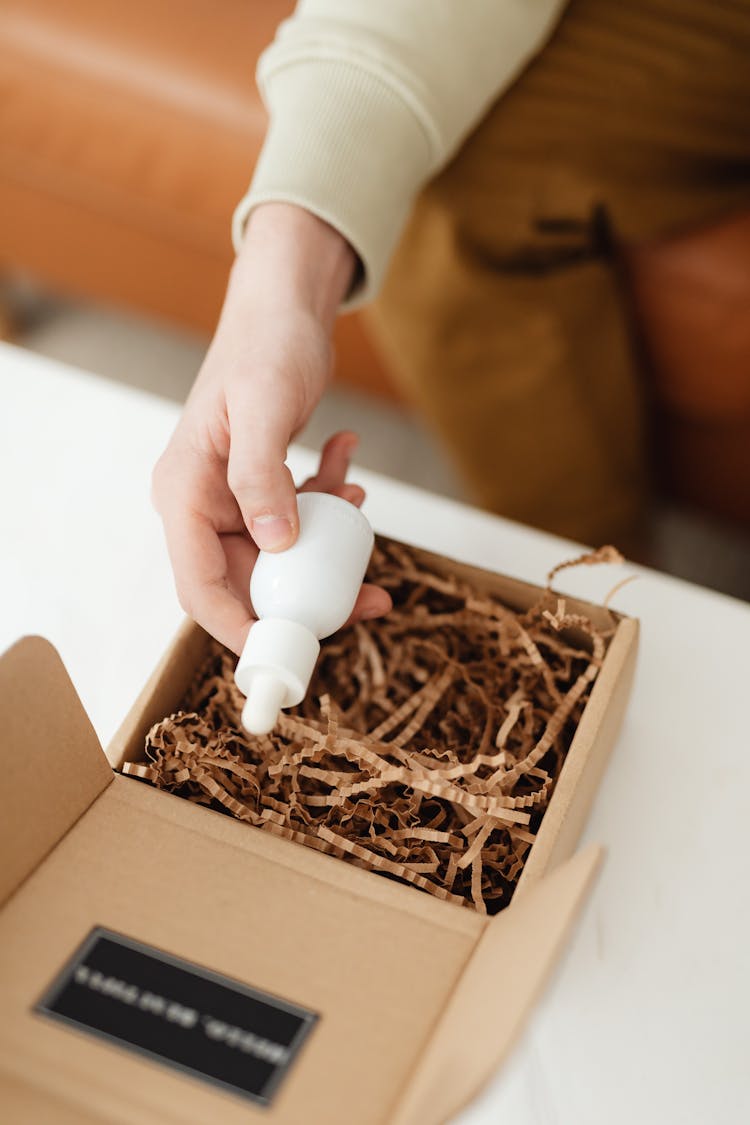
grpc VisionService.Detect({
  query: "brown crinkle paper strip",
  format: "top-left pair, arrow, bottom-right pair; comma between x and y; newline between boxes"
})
125,542 -> 622,914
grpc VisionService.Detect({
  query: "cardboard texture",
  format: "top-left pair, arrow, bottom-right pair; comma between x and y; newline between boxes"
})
0,541 -> 638,1123
0,637 -> 112,907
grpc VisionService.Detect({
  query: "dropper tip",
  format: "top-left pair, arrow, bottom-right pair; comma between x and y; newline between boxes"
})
240,673 -> 288,736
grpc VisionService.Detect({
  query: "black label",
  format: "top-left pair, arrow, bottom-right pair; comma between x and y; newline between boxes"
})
35,927 -> 318,1106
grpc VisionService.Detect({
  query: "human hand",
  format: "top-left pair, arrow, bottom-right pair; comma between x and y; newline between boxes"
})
152,204 -> 391,654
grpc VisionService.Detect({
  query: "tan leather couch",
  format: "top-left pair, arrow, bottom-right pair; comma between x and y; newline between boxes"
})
0,0 -> 392,397
626,213 -> 750,526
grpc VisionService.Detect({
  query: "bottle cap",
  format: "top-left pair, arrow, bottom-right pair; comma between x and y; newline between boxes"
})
235,617 -> 320,736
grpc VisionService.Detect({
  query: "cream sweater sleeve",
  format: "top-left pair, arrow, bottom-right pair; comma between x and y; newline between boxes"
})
232,0 -> 569,308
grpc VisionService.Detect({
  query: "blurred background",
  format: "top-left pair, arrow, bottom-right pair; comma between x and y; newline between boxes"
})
1,0 -> 748,599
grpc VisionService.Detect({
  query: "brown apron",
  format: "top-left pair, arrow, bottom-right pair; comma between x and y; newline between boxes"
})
367,0 -> 750,545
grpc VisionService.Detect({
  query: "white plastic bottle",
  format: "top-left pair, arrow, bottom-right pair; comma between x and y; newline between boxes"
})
235,492 -> 375,735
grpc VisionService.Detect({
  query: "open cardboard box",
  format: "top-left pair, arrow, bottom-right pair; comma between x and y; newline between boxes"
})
0,539 -> 638,1124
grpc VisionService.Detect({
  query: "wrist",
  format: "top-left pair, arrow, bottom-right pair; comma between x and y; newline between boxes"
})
228,203 -> 357,330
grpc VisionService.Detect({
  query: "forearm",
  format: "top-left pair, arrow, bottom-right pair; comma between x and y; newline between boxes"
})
234,0 -> 570,306
227,202 -> 356,332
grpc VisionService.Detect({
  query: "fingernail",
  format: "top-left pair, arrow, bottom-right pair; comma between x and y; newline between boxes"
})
251,515 -> 294,551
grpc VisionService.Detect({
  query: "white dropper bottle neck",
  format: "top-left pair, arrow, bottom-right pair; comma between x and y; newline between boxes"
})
236,617 -> 321,736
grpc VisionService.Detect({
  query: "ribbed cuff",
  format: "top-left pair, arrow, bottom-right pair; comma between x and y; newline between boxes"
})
231,57 -> 434,310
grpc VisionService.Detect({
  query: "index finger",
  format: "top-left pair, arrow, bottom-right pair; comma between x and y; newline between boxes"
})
161,506 -> 254,655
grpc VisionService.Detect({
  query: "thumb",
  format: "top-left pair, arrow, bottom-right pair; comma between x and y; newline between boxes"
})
226,389 -> 299,552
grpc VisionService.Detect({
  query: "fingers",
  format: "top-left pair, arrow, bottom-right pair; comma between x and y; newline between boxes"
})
299,431 -> 359,496
226,386 -> 299,553
342,583 -> 393,628
221,532 -> 260,605
230,428 -> 363,550
332,483 -> 366,507
161,508 -> 254,656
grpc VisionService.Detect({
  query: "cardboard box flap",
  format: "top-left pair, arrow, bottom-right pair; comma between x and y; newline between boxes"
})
0,637 -> 112,906
390,844 -> 602,1125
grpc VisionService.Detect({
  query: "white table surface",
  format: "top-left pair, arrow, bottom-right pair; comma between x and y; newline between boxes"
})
1,340 -> 748,1125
